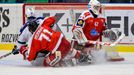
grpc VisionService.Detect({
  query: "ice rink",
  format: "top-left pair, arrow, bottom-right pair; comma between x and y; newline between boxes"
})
0,50 -> 134,75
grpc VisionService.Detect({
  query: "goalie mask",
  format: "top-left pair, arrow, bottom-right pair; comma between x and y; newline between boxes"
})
88,0 -> 101,15
27,20 -> 39,34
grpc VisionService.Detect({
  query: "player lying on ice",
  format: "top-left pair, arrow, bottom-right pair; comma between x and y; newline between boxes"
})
18,16 -> 92,67
10,8 -> 90,67
12,8 -> 44,55
72,0 -> 124,62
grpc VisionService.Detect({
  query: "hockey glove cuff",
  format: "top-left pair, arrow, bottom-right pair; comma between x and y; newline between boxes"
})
20,45 -> 28,60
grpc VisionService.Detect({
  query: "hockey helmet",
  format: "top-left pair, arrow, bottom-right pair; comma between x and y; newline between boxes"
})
88,0 -> 101,15
27,20 -> 39,33
26,8 -> 35,18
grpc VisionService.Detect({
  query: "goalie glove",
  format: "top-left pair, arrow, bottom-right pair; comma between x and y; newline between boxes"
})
73,28 -> 88,45
103,29 -> 122,42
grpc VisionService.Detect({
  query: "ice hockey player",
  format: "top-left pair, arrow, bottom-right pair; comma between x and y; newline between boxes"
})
19,16 -> 91,67
72,0 -> 124,62
12,8 -> 44,55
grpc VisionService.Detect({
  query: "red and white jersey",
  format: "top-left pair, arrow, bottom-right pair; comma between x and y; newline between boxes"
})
27,17 -> 64,61
72,10 -> 106,41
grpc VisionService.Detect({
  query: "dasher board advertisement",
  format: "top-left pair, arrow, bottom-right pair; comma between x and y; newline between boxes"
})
24,4 -> 134,44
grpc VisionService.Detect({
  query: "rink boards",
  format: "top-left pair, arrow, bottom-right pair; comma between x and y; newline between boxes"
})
0,43 -> 134,52
0,3 -> 134,52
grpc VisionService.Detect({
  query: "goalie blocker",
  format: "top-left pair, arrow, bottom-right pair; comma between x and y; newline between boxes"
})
73,28 -> 88,45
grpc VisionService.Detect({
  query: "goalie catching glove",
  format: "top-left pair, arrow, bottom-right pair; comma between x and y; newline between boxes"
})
103,29 -> 122,42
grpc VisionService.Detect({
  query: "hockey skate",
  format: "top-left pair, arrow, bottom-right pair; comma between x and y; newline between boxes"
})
106,49 -> 124,61
77,53 -> 92,65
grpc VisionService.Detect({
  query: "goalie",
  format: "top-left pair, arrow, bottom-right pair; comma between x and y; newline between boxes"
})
72,0 -> 124,62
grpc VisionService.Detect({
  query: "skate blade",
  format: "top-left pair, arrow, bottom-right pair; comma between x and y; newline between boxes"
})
108,57 -> 125,61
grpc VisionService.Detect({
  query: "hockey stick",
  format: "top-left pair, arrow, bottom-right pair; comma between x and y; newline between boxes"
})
69,8 -> 76,49
109,33 -> 125,46
0,45 -> 17,59
72,33 -> 125,47
69,8 -> 75,24
0,52 -> 13,59
88,33 -> 125,46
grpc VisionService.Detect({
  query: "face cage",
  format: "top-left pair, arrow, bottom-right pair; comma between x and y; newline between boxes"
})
92,5 -> 101,15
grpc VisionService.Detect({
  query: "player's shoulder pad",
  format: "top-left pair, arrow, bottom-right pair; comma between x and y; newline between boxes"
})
83,10 -> 90,16
80,10 -> 91,20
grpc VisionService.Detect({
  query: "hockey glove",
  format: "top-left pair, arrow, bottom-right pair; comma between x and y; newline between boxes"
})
78,53 -> 92,64
20,45 -> 28,60
12,45 -> 19,55
103,29 -> 121,42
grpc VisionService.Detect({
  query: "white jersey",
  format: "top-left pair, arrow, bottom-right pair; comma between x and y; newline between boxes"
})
16,17 -> 44,50
16,27 -> 32,49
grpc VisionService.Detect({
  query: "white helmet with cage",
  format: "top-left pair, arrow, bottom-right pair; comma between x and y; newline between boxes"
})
88,0 -> 101,15
26,8 -> 35,18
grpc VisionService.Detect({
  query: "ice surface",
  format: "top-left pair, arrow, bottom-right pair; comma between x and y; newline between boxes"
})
0,50 -> 134,75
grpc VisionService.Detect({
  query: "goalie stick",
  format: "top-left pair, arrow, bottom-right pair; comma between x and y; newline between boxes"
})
69,8 -> 75,49
72,33 -> 125,47
69,8 -> 75,24
88,33 -> 125,46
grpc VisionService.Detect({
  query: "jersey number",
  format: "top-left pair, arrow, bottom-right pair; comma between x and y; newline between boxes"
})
38,29 -> 52,42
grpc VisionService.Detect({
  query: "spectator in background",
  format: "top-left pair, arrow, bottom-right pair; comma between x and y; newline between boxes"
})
77,0 -> 110,3
49,0 -> 63,2
109,0 -> 130,3
49,0 -> 90,3
16,0 -> 26,3
49,0 -> 110,3
62,0 -> 79,3
1,0 -> 8,2
98,0 -> 110,3
132,0 -> 134,3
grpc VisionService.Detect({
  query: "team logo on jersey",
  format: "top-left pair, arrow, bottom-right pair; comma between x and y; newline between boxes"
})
76,19 -> 84,27
90,28 -> 99,36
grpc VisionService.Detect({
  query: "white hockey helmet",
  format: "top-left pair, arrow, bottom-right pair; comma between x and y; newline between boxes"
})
88,0 -> 101,15
26,8 -> 35,18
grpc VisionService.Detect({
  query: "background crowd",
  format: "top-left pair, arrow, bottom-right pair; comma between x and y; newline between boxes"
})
0,0 -> 134,3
